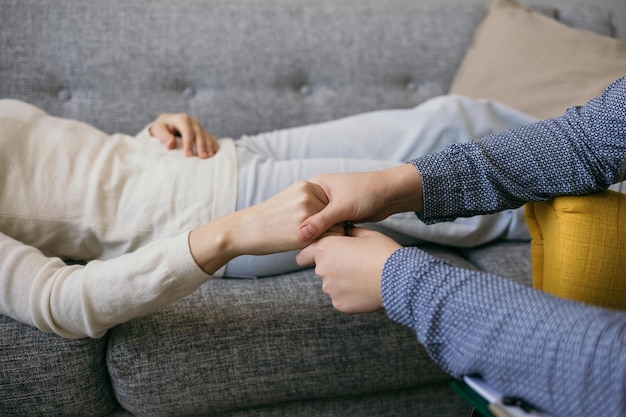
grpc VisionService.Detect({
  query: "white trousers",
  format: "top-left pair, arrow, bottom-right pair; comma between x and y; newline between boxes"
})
225,95 -> 537,277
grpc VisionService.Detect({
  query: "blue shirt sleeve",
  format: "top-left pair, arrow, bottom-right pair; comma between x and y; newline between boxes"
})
382,247 -> 626,417
382,77 -> 626,416
411,77 -> 626,223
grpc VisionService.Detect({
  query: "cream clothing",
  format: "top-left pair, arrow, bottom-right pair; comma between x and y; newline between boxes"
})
0,100 -> 237,338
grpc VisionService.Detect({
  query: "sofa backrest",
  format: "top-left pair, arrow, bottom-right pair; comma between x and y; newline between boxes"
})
0,0 -> 619,138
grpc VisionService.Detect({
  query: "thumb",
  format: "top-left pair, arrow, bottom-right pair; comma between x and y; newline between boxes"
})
298,206 -> 340,241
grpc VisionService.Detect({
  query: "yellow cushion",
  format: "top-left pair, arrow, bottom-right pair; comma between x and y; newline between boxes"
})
449,0 -> 626,119
525,191 -> 626,311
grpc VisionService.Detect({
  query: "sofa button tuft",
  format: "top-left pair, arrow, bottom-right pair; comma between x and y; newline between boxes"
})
405,81 -> 417,92
183,86 -> 196,98
299,84 -> 312,96
57,88 -> 72,102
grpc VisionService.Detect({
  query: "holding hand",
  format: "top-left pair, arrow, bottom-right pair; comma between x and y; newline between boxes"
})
189,181 -> 337,275
296,227 -> 402,313
224,181 -> 336,256
149,113 -> 219,158
298,164 -> 424,242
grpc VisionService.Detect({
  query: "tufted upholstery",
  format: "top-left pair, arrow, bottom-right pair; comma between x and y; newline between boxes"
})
3,0 -> 617,140
1,0 -> 480,137
0,1 -> 621,416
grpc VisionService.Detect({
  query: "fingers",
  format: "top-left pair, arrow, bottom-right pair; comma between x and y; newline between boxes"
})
296,223 -> 351,266
149,121 -> 177,149
296,228 -> 399,314
296,239 -> 318,267
298,206 -> 342,242
296,226 -> 392,267
299,204 -> 364,241
298,171 -> 374,242
225,181 -> 333,257
181,117 -> 219,158
149,113 -> 219,158
325,223 -> 348,238
298,166 -> 424,242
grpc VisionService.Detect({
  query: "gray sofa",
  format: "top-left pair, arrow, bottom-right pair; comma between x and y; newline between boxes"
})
0,1 -> 621,416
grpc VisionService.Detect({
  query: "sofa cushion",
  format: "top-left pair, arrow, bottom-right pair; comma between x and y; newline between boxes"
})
106,269 -> 463,416
449,0 -> 626,119
0,315 -> 117,417
525,191 -> 626,310
0,0 -> 491,138
209,385 -> 469,417
461,241 -> 532,287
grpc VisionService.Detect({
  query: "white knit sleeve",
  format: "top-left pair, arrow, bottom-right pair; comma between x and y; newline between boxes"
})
0,231 -> 211,339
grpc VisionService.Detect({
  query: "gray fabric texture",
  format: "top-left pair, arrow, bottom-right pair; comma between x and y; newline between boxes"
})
214,384 -> 470,417
1,0 -> 482,138
0,0 -> 614,137
462,241 -> 533,286
0,0 -> 619,416
1,0 -> 615,140
105,248 -> 481,416
0,315 -> 117,417
107,271 -> 455,416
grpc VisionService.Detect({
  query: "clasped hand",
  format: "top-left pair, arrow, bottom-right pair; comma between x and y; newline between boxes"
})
294,166 -> 423,314
160,113 -> 417,314
297,226 -> 401,313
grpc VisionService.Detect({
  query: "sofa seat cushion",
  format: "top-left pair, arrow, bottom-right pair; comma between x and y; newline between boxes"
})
0,315 -> 117,417
106,269 -> 459,416
461,240 -> 532,287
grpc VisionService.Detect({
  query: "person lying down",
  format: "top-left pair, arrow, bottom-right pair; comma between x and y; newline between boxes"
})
0,96 -> 536,338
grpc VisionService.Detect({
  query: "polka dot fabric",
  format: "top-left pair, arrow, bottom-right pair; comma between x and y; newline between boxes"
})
412,77 -> 626,224
382,77 -> 626,416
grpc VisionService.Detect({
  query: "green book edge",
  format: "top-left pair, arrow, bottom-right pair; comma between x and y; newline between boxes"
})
450,379 -> 494,417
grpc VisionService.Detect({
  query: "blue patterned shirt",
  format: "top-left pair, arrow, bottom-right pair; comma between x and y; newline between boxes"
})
382,77 -> 626,417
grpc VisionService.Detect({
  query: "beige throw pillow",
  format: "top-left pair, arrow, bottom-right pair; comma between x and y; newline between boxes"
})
449,0 -> 626,119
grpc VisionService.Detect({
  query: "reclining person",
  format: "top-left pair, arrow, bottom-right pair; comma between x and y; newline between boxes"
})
0,95 -> 534,338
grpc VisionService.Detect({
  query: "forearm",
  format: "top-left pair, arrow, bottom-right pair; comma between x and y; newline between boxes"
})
382,247 -> 626,416
0,232 -> 210,338
412,77 -> 626,222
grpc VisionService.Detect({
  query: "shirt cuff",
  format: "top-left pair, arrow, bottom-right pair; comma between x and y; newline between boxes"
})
381,246 -> 435,328
162,231 -> 214,293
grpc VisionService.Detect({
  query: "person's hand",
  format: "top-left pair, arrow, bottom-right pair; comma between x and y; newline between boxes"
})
298,164 -> 424,242
227,181 -> 343,255
189,181 -> 341,274
149,113 -> 219,158
296,227 -> 402,313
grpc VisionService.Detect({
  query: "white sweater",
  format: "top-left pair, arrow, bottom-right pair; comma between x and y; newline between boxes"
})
0,100 -> 237,338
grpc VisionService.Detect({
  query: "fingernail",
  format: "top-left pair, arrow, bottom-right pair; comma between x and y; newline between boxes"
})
301,225 -> 314,241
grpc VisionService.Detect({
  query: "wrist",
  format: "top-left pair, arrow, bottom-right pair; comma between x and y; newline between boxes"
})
188,221 -> 237,275
381,164 -> 424,214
